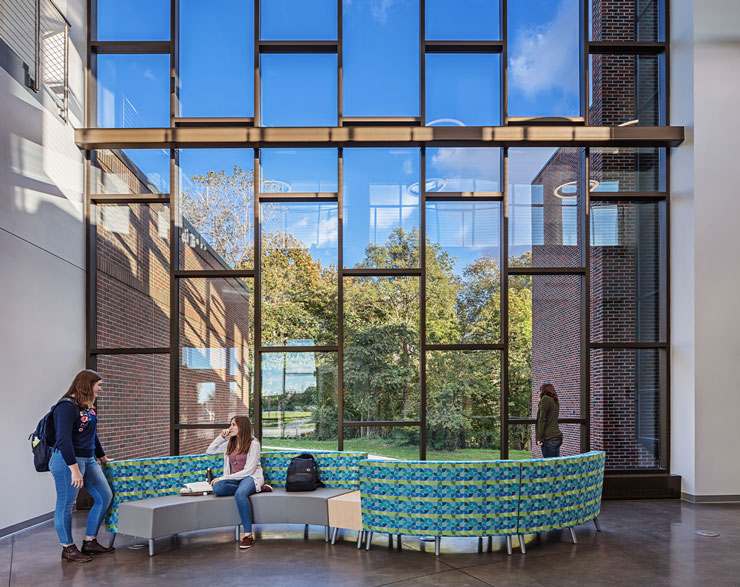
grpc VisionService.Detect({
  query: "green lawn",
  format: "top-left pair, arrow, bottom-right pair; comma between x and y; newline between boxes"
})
263,437 -> 532,461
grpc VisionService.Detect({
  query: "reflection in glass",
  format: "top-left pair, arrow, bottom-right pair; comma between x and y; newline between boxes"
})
261,352 -> 337,451
507,0 -> 580,117
508,423 -> 581,459
260,149 -> 338,193
92,149 -> 170,194
261,54 -> 337,126
508,274 -> 581,420
590,0 -> 663,42
261,0 -> 337,40
97,0 -> 169,41
591,348 -> 662,468
426,54 -> 501,126
508,147 -> 582,267
261,203 -> 338,346
180,0 -> 254,117
344,276 -> 420,423
179,277 -> 254,425
426,201 -> 501,345
590,148 -> 664,192
97,54 -> 170,128
590,54 -> 661,126
96,203 -> 170,349
591,201 -> 665,343
343,149 -> 420,268
427,351 -> 501,459
425,0 -> 500,41
96,354 -> 169,459
178,149 -> 255,270
343,426 -> 420,459
342,0 -> 419,116
426,148 -> 501,193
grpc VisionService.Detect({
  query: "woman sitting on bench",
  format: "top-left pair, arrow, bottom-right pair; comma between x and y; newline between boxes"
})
207,415 -> 265,549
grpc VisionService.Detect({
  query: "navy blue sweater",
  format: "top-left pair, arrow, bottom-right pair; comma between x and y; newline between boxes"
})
53,399 -> 105,466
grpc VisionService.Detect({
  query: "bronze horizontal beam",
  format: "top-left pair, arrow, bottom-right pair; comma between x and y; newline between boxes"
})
76,125 -> 684,149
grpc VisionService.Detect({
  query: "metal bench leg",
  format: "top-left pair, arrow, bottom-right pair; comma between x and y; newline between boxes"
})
109,534 -> 117,548
593,517 -> 602,532
487,536 -> 492,553
365,531 -> 373,551
434,536 -> 441,557
478,537 -> 483,553
519,534 -> 526,554
396,533 -> 402,550
235,525 -> 240,541
568,527 -> 577,544
506,535 -> 512,556
304,524 -> 309,540
388,533 -> 393,548
331,527 -> 339,545
148,539 -> 155,557
325,526 -> 330,542
357,531 -> 363,549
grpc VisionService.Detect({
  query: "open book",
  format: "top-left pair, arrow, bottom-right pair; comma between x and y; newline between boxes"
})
180,481 -> 213,495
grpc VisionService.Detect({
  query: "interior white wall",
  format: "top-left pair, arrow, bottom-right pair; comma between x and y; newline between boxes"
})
0,0 -> 86,531
671,0 -> 740,498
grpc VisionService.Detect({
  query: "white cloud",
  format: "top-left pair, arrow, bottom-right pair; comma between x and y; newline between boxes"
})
508,0 -> 580,99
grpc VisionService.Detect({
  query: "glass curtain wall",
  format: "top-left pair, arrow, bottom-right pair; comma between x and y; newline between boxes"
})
88,0 -> 669,470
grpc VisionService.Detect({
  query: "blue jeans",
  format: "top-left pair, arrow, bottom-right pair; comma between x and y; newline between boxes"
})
49,450 -> 113,546
213,477 -> 256,532
541,438 -> 563,458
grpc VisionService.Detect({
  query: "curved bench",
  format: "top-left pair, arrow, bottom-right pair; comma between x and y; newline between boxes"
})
359,451 -> 605,555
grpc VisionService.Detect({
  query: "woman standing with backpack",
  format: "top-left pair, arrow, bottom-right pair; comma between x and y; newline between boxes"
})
207,415 -> 265,550
49,369 -> 114,563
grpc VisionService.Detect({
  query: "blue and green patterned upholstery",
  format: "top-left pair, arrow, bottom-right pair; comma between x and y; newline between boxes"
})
261,450 -> 367,490
516,451 -> 605,534
103,454 -> 223,532
359,460 -> 521,537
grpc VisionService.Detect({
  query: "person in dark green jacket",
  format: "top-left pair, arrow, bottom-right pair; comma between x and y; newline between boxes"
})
536,383 -> 563,457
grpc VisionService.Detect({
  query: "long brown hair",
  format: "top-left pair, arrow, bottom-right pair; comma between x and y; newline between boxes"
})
226,415 -> 254,456
61,369 -> 102,408
539,383 -> 559,403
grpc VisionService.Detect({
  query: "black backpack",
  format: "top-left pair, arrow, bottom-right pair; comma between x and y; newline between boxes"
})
30,398 -> 74,472
285,453 -> 325,492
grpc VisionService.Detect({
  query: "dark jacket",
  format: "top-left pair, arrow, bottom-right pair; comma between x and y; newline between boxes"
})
536,394 -> 563,443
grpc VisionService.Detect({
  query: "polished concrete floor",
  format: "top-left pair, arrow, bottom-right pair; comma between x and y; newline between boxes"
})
2,499 -> 740,586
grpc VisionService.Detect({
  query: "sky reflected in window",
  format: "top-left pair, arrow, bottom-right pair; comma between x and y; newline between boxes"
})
261,149 -> 338,193
426,148 -> 501,193
425,0 -> 500,40
261,0 -> 337,40
97,0 -> 169,41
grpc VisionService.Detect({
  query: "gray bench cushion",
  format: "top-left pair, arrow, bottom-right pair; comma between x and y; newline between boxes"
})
118,488 -> 354,540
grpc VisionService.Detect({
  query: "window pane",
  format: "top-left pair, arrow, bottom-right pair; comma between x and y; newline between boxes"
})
180,0 -> 254,117
426,148 -> 501,193
590,0 -> 663,42
180,428 -> 226,456
178,149 -> 254,270
261,202 -> 338,346
262,352 -> 338,451
261,0 -> 337,40
591,348 -> 662,468
260,149 -> 338,193
344,276 -> 420,422
426,0 -> 500,41
590,148 -> 664,192
508,148 -> 583,268
97,0 -> 169,41
426,53 -> 501,126
97,54 -> 170,128
91,149 -> 170,194
96,203 -> 170,349
427,351 -> 501,459
507,0 -> 580,117
343,149 -> 420,269
179,277 -> 254,425
261,54 -> 337,126
591,201 -> 665,343
96,354 -> 170,459
342,0 -> 419,116
343,426 -> 420,459
590,54 -> 662,126
426,201 -> 501,345
508,274 -> 581,419
508,423 -> 582,459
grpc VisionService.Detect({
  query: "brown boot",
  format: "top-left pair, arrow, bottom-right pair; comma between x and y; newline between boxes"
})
81,538 -> 115,555
61,544 -> 92,563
